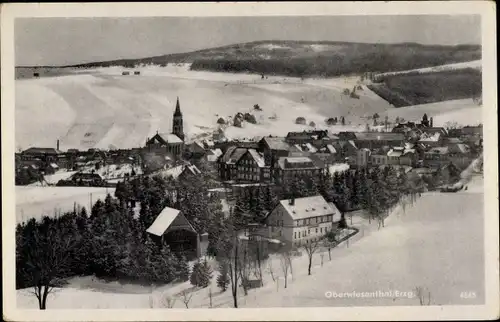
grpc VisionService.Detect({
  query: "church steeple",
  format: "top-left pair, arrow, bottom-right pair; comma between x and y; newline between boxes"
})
174,97 -> 182,117
172,96 -> 185,141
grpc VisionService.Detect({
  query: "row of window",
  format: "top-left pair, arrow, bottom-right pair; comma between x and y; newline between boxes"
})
294,215 -> 333,227
294,226 -> 329,239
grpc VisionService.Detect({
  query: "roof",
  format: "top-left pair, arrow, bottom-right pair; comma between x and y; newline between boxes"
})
278,196 -> 340,220
427,147 -> 449,155
387,150 -> 403,157
354,132 -> 405,141
227,148 -> 247,164
277,156 -> 318,170
247,149 -> 266,167
326,144 -> 337,154
305,143 -> 318,153
146,207 -> 181,236
421,127 -> 448,136
23,147 -> 61,155
261,137 -> 290,151
183,164 -> 202,175
149,133 -> 183,145
419,132 -> 441,142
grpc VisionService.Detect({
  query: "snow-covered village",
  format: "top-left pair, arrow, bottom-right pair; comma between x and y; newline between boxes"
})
8,11 -> 493,316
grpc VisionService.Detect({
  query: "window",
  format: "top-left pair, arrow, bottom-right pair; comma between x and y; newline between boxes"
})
320,227 -> 323,233
294,232 -> 297,239
316,228 -> 318,234
308,229 -> 310,235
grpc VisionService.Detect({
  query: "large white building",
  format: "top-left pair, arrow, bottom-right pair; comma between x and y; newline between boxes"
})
265,195 -> 342,249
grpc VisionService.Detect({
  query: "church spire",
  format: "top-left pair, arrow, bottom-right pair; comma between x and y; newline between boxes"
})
174,96 -> 182,116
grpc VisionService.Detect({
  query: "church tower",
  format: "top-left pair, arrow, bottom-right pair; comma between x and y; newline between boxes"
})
172,97 -> 185,141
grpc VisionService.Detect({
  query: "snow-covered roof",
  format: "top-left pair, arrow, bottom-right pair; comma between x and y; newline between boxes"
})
183,164 -> 202,175
326,144 -> 337,154
354,132 -> 405,141
248,149 -> 266,168
387,150 -> 403,157
160,165 -> 184,179
278,156 -> 317,170
157,133 -> 183,144
261,137 -> 290,151
294,144 -> 303,151
305,143 -> 317,153
419,132 -> 441,142
146,207 -> 181,236
279,196 -> 340,220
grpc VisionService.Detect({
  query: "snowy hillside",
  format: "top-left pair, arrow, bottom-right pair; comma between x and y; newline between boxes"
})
15,65 -> 391,151
381,98 -> 482,127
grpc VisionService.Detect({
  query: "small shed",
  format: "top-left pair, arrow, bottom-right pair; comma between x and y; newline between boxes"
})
146,207 -> 208,259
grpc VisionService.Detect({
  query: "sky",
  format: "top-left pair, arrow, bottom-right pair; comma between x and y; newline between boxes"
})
15,15 -> 481,66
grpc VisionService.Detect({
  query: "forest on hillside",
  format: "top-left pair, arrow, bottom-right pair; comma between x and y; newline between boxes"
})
367,68 -> 482,107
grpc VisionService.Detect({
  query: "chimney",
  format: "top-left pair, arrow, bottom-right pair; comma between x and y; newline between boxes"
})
289,198 -> 295,206
56,139 -> 60,151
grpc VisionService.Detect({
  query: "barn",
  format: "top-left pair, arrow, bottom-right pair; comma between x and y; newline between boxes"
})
146,206 -> 208,259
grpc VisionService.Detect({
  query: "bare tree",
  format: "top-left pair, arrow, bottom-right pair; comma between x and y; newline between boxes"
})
279,252 -> 292,288
160,294 -> 177,308
267,260 -> 276,282
302,239 -> 322,276
22,225 -> 74,310
179,289 -> 193,308
414,286 -> 432,306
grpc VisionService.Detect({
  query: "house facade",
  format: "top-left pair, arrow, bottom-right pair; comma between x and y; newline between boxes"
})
274,156 -> 321,185
264,196 -> 342,249
258,137 -> 291,167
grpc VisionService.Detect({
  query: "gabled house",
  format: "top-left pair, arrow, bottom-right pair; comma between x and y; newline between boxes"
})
258,136 -> 291,166
178,164 -> 202,181
145,132 -> 184,157
146,206 -> 208,259
21,147 -> 62,163
186,141 -> 207,159
285,130 -> 330,145
264,195 -> 342,249
424,146 -> 450,168
217,147 -> 248,181
274,156 -> 321,184
418,132 -> 445,147
233,149 -> 271,183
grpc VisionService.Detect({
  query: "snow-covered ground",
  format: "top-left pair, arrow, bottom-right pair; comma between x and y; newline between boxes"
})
17,168 -> 484,308
27,170 -> 76,187
16,65 -> 392,151
381,99 -> 482,127
375,60 -> 482,78
16,186 -> 115,224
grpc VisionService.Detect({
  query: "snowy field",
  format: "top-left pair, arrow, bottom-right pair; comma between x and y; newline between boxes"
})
16,186 -> 115,224
17,172 -> 484,308
381,99 -> 483,127
16,64 -> 389,151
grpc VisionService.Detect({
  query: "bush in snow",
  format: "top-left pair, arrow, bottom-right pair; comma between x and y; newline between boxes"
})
244,113 -> 257,124
309,121 -> 316,127
233,117 -> 243,128
217,117 -> 226,125
326,117 -> 338,126
295,117 -> 306,125
253,104 -> 262,111
190,260 -> 212,288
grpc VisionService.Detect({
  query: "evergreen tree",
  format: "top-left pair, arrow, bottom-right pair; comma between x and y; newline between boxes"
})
176,255 -> 190,282
190,260 -> 212,288
216,261 -> 230,292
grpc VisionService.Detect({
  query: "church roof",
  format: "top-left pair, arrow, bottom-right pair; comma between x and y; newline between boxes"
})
150,133 -> 183,144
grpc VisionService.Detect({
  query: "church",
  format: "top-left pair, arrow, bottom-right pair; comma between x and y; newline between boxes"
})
144,97 -> 185,158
